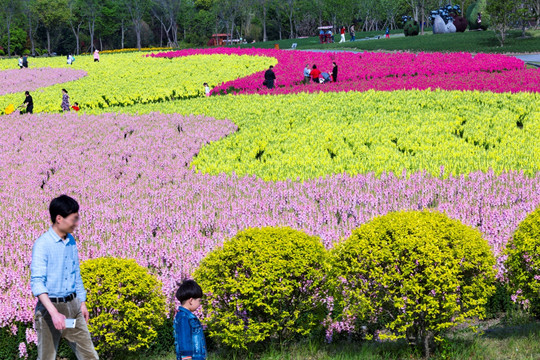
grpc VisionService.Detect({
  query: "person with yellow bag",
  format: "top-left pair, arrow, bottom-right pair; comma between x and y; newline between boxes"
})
14,91 -> 34,114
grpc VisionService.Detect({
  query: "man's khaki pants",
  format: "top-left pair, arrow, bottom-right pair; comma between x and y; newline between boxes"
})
35,298 -> 99,360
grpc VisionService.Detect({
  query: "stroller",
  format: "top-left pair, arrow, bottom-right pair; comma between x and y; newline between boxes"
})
320,72 -> 332,84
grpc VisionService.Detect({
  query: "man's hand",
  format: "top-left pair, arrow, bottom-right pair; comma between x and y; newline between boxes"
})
80,301 -> 90,323
51,311 -> 66,330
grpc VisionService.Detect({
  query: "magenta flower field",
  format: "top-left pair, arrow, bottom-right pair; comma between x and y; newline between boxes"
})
149,48 -> 539,94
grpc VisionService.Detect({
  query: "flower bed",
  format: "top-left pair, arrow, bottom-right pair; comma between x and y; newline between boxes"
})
0,67 -> 87,96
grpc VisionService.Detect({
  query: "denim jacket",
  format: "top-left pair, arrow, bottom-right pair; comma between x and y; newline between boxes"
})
174,306 -> 207,360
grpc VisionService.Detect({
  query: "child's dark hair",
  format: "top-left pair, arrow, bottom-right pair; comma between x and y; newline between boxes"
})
25,91 -> 30,95
62,88 -> 68,93
312,64 -> 317,69
175,279 -> 203,303
49,195 -> 79,223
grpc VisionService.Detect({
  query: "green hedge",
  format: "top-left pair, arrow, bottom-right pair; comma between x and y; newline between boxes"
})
329,210 -> 496,357
506,207 -> 540,317
194,226 -> 329,350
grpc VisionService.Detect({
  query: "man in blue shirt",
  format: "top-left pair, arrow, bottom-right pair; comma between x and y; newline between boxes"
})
31,195 -> 98,359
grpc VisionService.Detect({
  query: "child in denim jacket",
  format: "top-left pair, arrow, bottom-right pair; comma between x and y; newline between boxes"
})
174,280 -> 207,360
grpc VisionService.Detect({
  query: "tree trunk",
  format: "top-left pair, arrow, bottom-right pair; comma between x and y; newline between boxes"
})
89,19 -> 95,53
28,14 -> 35,56
121,19 -> 125,49
47,29 -> 51,55
135,20 -> 142,50
288,10 -> 294,38
7,22 -> 11,56
262,2 -> 267,42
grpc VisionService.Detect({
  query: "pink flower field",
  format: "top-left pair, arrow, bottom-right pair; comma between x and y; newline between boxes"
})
0,67 -> 87,96
1,111 -> 539,329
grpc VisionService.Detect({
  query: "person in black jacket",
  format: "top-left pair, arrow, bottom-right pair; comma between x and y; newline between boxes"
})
20,91 -> 33,114
332,62 -> 338,82
264,65 -> 276,89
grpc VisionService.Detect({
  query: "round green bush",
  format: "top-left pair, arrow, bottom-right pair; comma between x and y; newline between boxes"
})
194,227 -> 329,349
329,210 -> 496,357
505,207 -> 540,316
466,0 -> 489,30
404,20 -> 420,36
80,257 -> 167,357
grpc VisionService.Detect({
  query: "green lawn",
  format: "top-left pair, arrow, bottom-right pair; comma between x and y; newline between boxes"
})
139,319 -> 540,360
239,29 -> 540,54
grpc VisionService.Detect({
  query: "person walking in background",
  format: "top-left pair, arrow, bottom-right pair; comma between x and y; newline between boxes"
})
339,26 -> 346,43
174,280 -> 207,360
303,64 -> 311,84
61,89 -> 70,112
203,83 -> 211,96
31,195 -> 99,360
22,55 -> 28,68
385,27 -> 390,39
310,64 -> 321,83
18,55 -> 23,69
264,65 -> 276,89
350,25 -> 356,41
93,49 -> 100,62
332,62 -> 338,82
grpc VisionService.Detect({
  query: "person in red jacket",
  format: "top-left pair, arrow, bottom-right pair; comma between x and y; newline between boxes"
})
310,64 -> 321,83
339,26 -> 346,43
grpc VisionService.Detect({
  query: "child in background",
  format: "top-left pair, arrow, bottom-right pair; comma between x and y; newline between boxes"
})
203,83 -> 210,97
18,56 -> 23,69
174,280 -> 207,360
71,102 -> 80,111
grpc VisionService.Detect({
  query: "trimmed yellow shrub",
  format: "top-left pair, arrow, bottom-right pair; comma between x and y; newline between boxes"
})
329,210 -> 496,357
194,227 -> 329,349
505,207 -> 540,316
80,257 -> 167,357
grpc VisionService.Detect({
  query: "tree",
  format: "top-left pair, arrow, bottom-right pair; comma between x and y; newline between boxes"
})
151,0 -> 182,47
124,0 -> 150,49
34,0 -> 69,54
529,0 -> 540,28
68,0 -> 84,54
23,0 -> 39,55
80,0 -> 102,52
0,0 -> 22,56
487,0 -> 519,46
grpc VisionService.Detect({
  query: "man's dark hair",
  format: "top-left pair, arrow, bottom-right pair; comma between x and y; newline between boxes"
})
49,195 -> 79,223
175,279 -> 203,303
25,91 -> 30,96
269,65 -> 273,69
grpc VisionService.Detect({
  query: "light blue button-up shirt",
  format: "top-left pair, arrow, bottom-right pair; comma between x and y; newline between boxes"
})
30,227 -> 87,301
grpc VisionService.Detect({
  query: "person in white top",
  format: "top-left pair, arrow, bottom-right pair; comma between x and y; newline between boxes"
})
203,83 -> 211,96
18,56 -> 23,69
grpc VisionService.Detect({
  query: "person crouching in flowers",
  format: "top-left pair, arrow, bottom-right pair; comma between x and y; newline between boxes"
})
174,280 -> 207,360
61,89 -> 70,112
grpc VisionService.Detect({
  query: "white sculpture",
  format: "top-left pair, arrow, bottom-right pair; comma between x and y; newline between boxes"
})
446,18 -> 457,33
433,15 -> 448,34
